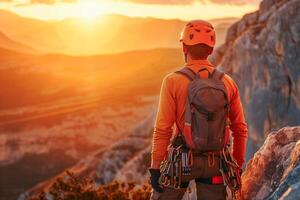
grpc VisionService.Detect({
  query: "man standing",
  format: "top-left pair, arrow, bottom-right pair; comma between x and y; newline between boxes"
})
149,20 -> 248,200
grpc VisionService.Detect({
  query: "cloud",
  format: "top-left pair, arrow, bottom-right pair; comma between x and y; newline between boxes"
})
121,0 -> 260,5
209,0 -> 259,5
0,0 -> 76,4
123,0 -> 194,5
30,0 -> 76,4
1,0 -> 260,6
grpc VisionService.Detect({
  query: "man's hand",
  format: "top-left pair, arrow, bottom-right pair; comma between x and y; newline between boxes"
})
149,168 -> 164,193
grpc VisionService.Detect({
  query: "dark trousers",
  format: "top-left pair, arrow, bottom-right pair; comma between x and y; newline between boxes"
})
150,155 -> 227,200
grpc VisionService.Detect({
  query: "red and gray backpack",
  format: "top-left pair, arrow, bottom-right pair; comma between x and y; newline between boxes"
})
176,67 -> 231,151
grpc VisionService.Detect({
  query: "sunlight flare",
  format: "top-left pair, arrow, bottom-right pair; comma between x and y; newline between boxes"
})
76,1 -> 103,20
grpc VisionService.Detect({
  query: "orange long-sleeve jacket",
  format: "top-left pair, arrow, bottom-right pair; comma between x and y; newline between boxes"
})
151,59 -> 248,169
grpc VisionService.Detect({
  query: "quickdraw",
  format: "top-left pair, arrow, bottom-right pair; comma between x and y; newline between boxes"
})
219,147 -> 242,199
159,145 -> 193,189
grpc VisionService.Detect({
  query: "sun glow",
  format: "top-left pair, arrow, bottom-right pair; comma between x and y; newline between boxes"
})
76,1 -> 103,20
0,0 -> 260,21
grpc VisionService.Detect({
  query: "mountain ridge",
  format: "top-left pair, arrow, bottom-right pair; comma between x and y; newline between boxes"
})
0,9 -> 236,55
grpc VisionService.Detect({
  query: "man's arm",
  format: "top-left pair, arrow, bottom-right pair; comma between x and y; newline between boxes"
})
151,75 -> 176,169
229,81 -> 248,168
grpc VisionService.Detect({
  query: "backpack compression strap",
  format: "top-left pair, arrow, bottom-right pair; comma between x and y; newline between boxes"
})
175,67 -> 225,81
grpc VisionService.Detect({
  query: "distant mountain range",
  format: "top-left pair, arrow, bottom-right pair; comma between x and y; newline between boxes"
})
0,31 -> 36,54
0,9 -> 237,55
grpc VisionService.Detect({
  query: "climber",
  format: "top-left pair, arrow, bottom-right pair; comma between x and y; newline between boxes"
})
149,20 -> 248,200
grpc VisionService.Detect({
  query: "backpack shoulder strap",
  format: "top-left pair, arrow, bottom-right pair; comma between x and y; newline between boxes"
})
175,67 -> 197,81
211,68 -> 225,80
211,68 -> 229,103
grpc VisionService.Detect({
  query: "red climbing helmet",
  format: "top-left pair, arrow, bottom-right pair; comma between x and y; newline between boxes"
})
180,20 -> 216,47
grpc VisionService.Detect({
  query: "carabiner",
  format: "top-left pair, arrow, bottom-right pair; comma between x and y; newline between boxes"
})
208,152 -> 215,167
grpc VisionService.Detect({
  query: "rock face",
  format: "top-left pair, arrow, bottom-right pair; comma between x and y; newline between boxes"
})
212,0 -> 300,159
241,126 -> 300,200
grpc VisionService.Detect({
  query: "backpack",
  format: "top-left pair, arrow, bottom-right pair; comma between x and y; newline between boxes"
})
175,67 -> 230,151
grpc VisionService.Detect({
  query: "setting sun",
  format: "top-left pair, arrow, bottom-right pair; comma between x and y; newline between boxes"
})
76,1 -> 103,20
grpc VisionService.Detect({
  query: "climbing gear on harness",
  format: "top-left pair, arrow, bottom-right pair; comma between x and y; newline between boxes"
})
159,131 -> 194,190
182,148 -> 193,175
219,147 -> 242,199
159,144 -> 193,189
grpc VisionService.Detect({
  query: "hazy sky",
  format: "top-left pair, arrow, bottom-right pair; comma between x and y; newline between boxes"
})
0,0 -> 261,21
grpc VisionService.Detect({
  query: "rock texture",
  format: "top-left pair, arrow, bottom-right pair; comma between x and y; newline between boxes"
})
212,0 -> 300,158
241,126 -> 300,200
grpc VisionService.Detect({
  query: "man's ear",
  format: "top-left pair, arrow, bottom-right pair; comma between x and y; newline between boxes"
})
182,44 -> 188,54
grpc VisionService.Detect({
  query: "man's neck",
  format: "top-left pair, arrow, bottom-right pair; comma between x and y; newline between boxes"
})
186,58 -> 211,66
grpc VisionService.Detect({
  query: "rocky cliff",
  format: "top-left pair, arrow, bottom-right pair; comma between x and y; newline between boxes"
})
242,127 -> 300,200
212,0 -> 300,159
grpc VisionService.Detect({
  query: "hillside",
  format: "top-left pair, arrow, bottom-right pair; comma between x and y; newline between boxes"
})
19,113 -> 155,199
0,10 -> 236,55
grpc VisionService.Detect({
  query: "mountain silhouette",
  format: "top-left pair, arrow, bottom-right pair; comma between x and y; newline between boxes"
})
0,10 -> 236,55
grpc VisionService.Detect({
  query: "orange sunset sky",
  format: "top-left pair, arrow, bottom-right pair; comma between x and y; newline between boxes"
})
0,0 -> 261,21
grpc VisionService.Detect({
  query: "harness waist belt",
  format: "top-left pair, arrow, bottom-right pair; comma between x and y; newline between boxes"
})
195,176 -> 224,185
180,176 -> 224,188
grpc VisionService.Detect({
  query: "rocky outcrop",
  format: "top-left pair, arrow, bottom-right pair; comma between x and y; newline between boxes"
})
241,126 -> 300,200
212,0 -> 300,159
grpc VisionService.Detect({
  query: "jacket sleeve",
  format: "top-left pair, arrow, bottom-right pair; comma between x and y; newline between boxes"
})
151,75 -> 176,169
229,81 -> 248,168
